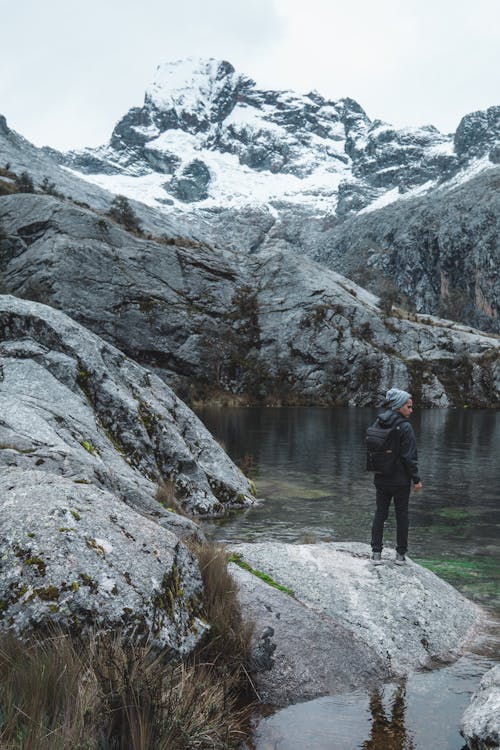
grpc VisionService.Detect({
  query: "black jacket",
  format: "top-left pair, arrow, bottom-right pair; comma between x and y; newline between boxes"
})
373,409 -> 420,488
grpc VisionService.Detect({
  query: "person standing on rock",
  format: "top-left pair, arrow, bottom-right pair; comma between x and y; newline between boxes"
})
369,388 -> 422,565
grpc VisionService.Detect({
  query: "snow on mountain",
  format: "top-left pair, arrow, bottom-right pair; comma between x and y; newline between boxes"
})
60,57 -> 500,219
145,58 -> 241,126
16,56 -> 495,333
0,61 -> 498,337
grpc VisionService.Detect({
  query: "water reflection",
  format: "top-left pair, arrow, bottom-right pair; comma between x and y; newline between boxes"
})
252,656 -> 494,750
362,680 -> 414,750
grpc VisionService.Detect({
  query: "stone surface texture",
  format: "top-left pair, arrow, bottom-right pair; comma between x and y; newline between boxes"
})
461,665 -> 500,750
0,469 -> 205,652
230,564 -> 389,706
229,542 -> 483,705
0,294 -> 255,517
0,294 -> 254,645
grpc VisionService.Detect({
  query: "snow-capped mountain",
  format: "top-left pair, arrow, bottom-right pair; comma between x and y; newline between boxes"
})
2,58 -> 498,334
61,57 -> 499,217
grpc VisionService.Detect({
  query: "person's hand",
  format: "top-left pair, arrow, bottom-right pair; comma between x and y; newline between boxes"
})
413,482 -> 423,492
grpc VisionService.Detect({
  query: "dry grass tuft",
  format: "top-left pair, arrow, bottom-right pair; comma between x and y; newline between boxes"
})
0,629 -> 100,749
191,542 -> 254,675
0,543 -> 256,749
155,479 -> 194,520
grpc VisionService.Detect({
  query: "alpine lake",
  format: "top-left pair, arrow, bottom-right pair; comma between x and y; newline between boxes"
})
197,406 -> 500,750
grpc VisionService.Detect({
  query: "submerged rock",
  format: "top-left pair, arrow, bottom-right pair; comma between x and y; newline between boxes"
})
461,665 -> 500,750
230,541 -> 482,706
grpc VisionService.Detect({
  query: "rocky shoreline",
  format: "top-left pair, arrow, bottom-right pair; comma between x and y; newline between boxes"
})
0,295 -> 498,747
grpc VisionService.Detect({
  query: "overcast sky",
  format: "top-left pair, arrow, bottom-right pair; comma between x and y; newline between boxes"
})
2,0 -> 499,150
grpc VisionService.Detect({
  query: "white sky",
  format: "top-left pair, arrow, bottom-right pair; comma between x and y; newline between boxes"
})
1,0 -> 499,150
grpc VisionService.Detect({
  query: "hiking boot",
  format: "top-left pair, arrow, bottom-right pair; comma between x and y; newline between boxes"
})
370,551 -> 383,565
395,552 -> 406,565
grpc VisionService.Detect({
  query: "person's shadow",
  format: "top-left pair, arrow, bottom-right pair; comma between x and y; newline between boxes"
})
362,680 -> 415,750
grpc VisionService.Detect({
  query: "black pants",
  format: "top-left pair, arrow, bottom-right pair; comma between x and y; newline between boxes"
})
371,485 -> 410,554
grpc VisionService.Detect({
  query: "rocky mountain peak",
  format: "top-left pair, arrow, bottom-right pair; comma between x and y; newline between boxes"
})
143,57 -> 246,132
64,56 -> 496,213
28,55 -> 497,299
454,105 -> 500,159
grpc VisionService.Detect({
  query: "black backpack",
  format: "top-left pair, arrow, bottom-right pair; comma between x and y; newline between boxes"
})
366,416 -> 404,474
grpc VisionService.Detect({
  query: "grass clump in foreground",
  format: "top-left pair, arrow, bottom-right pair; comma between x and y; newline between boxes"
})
0,543 -> 255,750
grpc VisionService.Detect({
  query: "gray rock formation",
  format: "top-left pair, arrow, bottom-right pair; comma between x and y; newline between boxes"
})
455,107 -> 500,160
1,194 -> 499,407
461,665 -> 500,750
168,159 -> 211,202
0,468 -> 206,652
0,114 -> 210,243
231,563 -> 389,706
0,294 -> 255,517
229,542 -> 483,706
312,168 -> 500,334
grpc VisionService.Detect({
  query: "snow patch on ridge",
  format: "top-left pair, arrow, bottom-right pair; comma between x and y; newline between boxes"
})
146,57 -> 237,119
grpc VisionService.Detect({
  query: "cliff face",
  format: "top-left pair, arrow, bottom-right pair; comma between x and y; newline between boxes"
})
312,169 -> 500,333
1,194 -> 498,407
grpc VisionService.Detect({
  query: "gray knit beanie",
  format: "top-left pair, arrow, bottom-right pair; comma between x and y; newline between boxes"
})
385,388 -> 411,410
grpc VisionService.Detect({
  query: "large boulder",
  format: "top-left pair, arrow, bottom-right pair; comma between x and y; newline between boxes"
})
461,665 -> 500,750
230,542 -> 483,706
0,294 -> 255,518
0,294 -> 254,646
0,469 -> 205,652
231,563 -> 389,706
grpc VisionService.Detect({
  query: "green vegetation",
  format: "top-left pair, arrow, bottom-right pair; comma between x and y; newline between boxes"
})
85,538 -> 107,556
227,552 -> 295,597
40,176 -> 64,199
80,440 -> 97,455
14,170 -> 35,193
24,557 -> 46,576
0,166 -> 19,196
155,481 -> 194,520
79,573 -> 98,592
417,556 -> 500,605
108,194 -> 142,234
436,508 -> 471,520
0,542 -> 255,749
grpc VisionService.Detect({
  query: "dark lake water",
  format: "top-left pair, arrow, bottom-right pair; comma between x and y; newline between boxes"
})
196,407 -> 500,750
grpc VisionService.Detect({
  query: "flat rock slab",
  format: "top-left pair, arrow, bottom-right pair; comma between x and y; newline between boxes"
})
230,541 -> 483,706
231,564 -> 389,706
